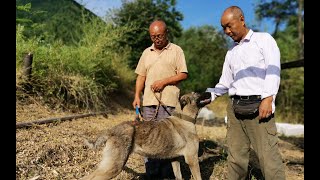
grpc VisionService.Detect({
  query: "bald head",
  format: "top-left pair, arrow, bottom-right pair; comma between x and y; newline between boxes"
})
221,6 -> 244,21
149,20 -> 167,33
220,6 -> 248,43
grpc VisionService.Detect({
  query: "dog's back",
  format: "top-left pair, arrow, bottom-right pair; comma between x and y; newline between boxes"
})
132,116 -> 197,159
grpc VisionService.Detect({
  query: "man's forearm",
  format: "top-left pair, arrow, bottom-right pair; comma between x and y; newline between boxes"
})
135,75 -> 146,98
162,72 -> 188,86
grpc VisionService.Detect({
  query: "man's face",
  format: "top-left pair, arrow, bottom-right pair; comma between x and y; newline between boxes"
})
149,27 -> 168,50
221,13 -> 244,43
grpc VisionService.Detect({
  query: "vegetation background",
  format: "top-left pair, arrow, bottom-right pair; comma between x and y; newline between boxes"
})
16,0 -> 304,179
16,0 -> 304,124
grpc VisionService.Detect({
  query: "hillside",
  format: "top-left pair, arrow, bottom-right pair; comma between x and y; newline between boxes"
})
16,0 -> 102,45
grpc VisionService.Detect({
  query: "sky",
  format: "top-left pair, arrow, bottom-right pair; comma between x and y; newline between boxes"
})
75,0 -> 275,34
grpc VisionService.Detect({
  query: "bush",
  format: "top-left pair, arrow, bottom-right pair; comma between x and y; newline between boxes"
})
16,17 -> 135,111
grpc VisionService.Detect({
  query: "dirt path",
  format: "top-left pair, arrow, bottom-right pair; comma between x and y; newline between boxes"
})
16,102 -> 304,180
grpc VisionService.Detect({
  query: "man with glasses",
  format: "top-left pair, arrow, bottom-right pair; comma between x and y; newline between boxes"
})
132,20 -> 188,179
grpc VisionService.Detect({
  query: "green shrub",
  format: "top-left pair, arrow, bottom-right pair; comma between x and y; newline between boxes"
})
16,17 -> 135,111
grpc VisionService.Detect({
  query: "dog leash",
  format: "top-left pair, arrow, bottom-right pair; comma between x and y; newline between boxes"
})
152,90 -> 172,117
134,106 -> 144,121
133,89 -> 171,121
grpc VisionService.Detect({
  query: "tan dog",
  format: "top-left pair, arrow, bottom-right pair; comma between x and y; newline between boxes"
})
81,92 -> 204,180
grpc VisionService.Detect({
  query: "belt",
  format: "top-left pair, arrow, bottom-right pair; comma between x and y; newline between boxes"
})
231,95 -> 261,100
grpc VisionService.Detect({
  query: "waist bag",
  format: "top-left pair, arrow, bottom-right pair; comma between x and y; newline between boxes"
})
232,99 -> 261,116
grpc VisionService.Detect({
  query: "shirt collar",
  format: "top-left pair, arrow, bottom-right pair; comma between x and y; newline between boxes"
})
150,41 -> 172,51
244,29 -> 253,41
234,29 -> 253,45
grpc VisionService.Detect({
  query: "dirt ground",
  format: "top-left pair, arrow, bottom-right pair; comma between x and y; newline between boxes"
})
16,99 -> 304,180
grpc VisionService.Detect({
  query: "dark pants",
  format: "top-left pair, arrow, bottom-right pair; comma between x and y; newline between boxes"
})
226,99 -> 285,180
143,105 -> 175,179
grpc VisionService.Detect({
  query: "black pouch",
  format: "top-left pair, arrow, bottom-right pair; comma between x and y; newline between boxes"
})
232,99 -> 261,116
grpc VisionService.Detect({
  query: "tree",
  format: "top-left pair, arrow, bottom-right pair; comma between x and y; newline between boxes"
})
255,0 -> 304,58
110,0 -> 184,69
273,20 -> 304,123
255,0 -> 304,123
254,0 -> 302,38
16,2 -> 33,24
175,25 -> 228,93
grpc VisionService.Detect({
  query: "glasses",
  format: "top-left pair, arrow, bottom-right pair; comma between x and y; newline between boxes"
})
150,33 -> 166,41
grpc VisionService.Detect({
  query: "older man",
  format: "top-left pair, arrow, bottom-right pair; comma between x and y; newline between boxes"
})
132,20 -> 188,179
199,6 -> 286,180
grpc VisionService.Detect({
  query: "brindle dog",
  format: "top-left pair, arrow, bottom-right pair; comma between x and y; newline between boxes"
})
81,92 -> 205,180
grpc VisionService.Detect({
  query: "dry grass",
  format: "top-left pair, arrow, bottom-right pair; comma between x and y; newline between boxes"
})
16,97 -> 304,180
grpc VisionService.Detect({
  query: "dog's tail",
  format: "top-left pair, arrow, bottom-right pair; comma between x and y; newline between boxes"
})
81,122 -> 135,180
83,135 -> 108,149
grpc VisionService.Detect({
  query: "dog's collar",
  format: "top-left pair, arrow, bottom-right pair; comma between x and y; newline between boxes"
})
171,111 -> 196,123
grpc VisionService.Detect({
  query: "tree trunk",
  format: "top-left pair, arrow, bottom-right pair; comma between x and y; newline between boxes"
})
298,0 -> 304,58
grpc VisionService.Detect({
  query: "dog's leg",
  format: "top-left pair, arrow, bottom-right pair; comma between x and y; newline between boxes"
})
185,154 -> 202,180
184,141 -> 202,180
171,160 -> 183,180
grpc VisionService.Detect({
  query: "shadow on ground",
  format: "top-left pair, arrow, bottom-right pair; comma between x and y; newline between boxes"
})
123,137 -> 305,180
279,135 -> 304,149
125,139 -> 227,180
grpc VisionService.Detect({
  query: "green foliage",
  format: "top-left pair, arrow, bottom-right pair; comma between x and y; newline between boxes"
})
175,26 -> 228,93
110,0 -> 184,69
15,0 -> 304,124
275,31 -> 304,124
254,0 -> 301,36
16,16 -> 135,111
16,2 -> 33,24
255,0 -> 304,124
16,0 -> 101,45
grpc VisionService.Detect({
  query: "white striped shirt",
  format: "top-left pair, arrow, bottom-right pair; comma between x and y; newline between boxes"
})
206,29 -> 281,112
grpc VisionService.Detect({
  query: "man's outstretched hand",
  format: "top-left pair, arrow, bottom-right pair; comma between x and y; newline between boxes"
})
197,92 -> 212,107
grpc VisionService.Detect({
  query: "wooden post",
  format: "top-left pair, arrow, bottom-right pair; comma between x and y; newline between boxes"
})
23,52 -> 33,81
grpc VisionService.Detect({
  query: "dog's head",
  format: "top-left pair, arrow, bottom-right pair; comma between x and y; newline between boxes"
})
180,92 -> 211,109
179,92 -> 204,119
180,92 -> 199,109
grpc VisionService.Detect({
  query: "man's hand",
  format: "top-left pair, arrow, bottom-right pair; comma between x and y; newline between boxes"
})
151,80 -> 166,92
132,98 -> 141,109
197,92 -> 212,107
259,96 -> 273,119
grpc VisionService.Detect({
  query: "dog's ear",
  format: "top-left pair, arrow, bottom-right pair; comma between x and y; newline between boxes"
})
180,94 -> 191,109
